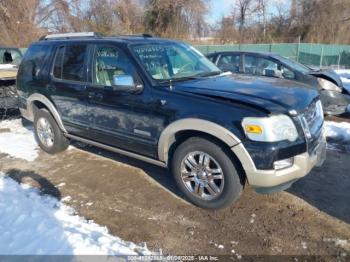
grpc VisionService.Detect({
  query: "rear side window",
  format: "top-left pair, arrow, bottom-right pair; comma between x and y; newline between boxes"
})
19,45 -> 51,79
53,44 -> 87,82
244,55 -> 279,76
244,55 -> 296,79
53,46 -> 64,79
217,54 -> 240,72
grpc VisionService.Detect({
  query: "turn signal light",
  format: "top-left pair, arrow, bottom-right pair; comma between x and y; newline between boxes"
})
244,125 -> 263,134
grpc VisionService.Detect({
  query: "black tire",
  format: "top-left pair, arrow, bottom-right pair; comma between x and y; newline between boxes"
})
171,137 -> 244,209
34,108 -> 69,154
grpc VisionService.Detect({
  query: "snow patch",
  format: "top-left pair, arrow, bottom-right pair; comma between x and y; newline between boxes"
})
334,69 -> 350,92
0,64 -> 16,70
0,173 -> 153,255
325,121 -> 350,152
323,237 -> 350,251
0,119 -> 39,161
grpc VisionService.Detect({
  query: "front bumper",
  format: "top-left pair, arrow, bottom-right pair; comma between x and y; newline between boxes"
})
232,131 -> 326,192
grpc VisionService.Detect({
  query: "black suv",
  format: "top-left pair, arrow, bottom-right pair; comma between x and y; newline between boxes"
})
17,33 -> 326,209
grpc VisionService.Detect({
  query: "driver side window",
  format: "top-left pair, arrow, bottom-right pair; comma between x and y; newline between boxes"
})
93,45 -> 135,86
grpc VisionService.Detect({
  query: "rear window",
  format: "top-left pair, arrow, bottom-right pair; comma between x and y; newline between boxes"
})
18,45 -> 51,79
53,44 -> 87,82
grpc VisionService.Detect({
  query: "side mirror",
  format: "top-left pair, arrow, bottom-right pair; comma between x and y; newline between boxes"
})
112,74 -> 143,93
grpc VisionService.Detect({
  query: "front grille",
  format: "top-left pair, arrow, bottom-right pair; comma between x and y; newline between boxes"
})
299,100 -> 324,154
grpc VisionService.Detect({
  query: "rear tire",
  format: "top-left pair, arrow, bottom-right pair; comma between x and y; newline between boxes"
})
171,137 -> 244,209
34,108 -> 69,154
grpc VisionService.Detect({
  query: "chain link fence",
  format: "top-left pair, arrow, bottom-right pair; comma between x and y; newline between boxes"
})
195,43 -> 350,69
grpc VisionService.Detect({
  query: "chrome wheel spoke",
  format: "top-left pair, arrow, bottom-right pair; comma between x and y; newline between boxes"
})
211,174 -> 223,180
209,168 -> 222,174
37,118 -> 54,148
182,174 -> 195,182
205,183 -> 217,196
193,181 -> 199,194
180,150 -> 225,201
185,154 -> 198,170
203,154 -> 210,168
208,181 -> 220,194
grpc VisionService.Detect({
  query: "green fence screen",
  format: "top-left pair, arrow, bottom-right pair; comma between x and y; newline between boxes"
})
195,43 -> 350,68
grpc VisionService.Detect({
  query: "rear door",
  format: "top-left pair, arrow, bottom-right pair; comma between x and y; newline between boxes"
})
49,44 -> 90,136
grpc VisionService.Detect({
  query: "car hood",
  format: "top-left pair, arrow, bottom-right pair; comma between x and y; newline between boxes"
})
173,74 -> 318,115
309,69 -> 344,87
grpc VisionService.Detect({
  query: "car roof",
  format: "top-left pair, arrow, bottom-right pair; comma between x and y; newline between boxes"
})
31,35 -> 183,46
207,51 -> 280,58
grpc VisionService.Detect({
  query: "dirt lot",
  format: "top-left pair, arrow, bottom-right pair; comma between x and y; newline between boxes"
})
0,116 -> 350,257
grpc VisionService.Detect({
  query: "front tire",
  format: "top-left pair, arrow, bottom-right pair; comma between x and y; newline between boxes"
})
171,137 -> 244,209
34,108 -> 69,154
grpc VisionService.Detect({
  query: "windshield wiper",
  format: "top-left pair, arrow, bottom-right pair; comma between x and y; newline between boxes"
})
194,71 -> 222,77
158,75 -> 202,84
158,71 -> 223,84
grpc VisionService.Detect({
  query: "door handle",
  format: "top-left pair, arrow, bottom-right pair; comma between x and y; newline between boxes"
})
46,84 -> 56,92
88,92 -> 103,101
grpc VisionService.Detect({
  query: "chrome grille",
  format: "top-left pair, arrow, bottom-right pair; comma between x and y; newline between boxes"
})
300,100 -> 324,140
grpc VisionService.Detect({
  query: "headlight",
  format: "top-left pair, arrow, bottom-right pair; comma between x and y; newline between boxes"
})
242,114 -> 298,142
317,78 -> 342,92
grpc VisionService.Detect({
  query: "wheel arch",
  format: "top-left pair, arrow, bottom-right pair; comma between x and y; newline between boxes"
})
158,118 -> 242,164
26,93 -> 67,133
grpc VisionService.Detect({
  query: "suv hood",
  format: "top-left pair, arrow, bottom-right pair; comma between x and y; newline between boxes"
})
174,74 -> 318,115
309,69 -> 344,88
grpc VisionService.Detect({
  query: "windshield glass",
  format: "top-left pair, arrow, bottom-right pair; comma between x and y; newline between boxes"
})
131,42 -> 220,81
277,55 -> 311,74
0,48 -> 23,65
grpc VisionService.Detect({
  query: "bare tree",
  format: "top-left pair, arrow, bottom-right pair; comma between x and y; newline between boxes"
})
144,0 -> 208,39
235,0 -> 253,32
0,0 -> 51,46
216,16 -> 237,44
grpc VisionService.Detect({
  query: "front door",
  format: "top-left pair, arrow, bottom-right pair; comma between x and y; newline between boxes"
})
85,44 -> 160,158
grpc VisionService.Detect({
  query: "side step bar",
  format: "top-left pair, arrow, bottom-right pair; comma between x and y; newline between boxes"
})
65,134 -> 167,168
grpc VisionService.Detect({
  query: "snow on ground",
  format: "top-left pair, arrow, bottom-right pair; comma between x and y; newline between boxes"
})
0,172 -> 153,255
0,119 -> 39,161
334,69 -> 350,92
324,121 -> 350,152
0,64 -> 16,70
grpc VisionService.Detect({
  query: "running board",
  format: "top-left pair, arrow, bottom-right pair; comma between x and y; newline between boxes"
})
65,134 -> 167,168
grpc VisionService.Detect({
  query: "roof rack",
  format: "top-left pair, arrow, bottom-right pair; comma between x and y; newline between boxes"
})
115,33 -> 153,38
40,32 -> 102,40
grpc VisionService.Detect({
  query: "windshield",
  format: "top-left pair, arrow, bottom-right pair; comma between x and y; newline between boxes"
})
277,55 -> 311,74
131,42 -> 220,81
0,48 -> 23,65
